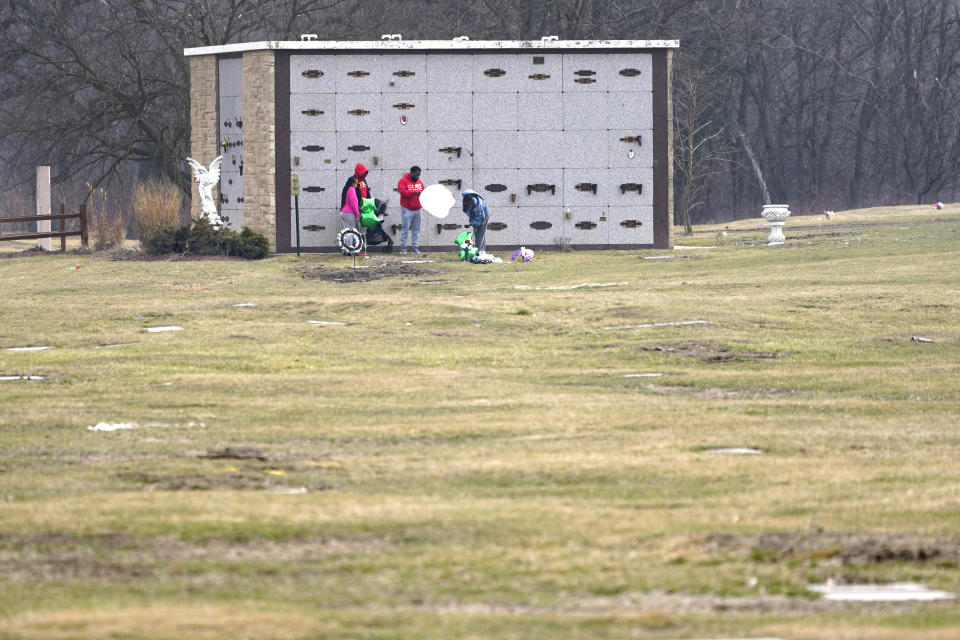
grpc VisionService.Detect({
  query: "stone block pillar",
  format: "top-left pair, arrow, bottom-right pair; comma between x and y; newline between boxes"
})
189,55 -> 220,221
241,51 -> 277,251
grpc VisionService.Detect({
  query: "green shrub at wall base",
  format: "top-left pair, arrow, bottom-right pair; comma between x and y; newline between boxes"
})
144,219 -> 270,259
238,228 -> 270,259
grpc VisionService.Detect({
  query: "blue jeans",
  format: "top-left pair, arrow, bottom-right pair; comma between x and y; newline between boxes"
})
473,215 -> 488,252
401,207 -> 421,251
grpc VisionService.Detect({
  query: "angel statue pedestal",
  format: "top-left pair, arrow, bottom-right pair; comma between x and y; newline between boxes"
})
761,204 -> 791,245
186,156 -> 224,229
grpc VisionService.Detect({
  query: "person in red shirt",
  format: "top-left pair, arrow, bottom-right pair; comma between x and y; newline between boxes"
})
349,163 -> 372,200
397,165 -> 424,254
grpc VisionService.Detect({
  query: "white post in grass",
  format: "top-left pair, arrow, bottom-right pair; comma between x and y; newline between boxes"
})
36,166 -> 51,250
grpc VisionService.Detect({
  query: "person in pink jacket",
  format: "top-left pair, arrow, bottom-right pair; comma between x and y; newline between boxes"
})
340,176 -> 360,229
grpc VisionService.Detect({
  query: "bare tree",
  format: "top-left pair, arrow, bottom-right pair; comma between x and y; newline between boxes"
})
674,69 -> 734,232
0,0 -> 361,197
2,0 -> 958,218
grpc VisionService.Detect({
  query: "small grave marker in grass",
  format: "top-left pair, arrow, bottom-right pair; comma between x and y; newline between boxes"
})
4,346 -> 52,351
145,326 -> 182,333
268,487 -> 308,494
603,320 -> 711,330
515,282 -> 628,291
307,320 -> 347,326
705,447 -> 763,455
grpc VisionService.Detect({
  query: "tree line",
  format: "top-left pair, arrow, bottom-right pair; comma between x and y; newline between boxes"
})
1,0 -> 958,226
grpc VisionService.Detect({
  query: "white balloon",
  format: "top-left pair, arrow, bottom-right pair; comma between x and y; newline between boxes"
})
419,184 -> 456,219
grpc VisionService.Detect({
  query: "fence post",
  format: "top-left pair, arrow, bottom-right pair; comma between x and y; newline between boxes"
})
79,204 -> 88,247
59,202 -> 66,251
36,166 -> 51,251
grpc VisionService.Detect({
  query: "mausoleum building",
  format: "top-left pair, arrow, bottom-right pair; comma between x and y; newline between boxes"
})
184,37 -> 678,252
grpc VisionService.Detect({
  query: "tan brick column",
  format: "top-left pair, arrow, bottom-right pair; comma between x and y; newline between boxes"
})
241,51 -> 277,251
189,55 -> 220,221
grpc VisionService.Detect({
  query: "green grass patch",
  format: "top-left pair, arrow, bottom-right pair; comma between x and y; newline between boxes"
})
1,204 -> 959,638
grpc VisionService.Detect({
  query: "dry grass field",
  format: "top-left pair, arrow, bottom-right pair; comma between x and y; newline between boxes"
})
1,204 -> 959,639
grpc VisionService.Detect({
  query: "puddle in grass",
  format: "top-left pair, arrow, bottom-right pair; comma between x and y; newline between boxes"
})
809,582 -> 955,602
87,421 -> 205,432
87,422 -> 137,432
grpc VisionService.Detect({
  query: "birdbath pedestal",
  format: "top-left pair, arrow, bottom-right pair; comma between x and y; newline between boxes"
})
761,204 -> 791,245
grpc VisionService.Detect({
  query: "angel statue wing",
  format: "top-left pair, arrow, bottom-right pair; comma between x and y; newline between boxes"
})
185,157 -> 205,181
185,156 -> 223,185
206,156 -> 223,184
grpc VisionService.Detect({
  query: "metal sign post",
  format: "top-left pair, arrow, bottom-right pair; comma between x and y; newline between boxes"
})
291,174 -> 301,256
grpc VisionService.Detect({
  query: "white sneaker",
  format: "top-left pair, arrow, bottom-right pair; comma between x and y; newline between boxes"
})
400,249 -> 407,254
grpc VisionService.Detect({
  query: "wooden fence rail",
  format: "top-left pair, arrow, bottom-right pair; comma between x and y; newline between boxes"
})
0,203 -> 87,250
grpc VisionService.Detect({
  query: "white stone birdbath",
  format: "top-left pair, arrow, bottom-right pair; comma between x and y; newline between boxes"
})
761,204 -> 791,245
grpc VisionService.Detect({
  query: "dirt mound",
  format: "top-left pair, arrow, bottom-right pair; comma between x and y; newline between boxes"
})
642,341 -> 783,363
706,529 -> 960,566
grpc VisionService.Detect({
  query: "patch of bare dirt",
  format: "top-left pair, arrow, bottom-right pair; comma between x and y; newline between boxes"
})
119,471 -> 269,491
382,590 -> 948,617
640,255 -> 700,262
299,260 -> 439,283
0,533 -> 390,582
116,470 -> 329,492
199,446 -> 268,461
641,341 -> 784,363
0,247 -> 50,260
639,384 -> 793,399
705,528 -> 960,566
109,250 -> 249,261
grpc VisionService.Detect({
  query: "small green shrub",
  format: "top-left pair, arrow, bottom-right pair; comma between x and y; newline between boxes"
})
238,227 -> 270,259
144,219 -> 270,259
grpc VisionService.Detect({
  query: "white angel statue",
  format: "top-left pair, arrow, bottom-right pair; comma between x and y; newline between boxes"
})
186,156 -> 224,228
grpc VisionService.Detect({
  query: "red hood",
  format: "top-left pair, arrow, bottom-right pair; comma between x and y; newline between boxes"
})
354,163 -> 368,180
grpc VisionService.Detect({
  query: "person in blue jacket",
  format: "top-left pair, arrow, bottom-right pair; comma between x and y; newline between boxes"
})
461,189 -> 489,252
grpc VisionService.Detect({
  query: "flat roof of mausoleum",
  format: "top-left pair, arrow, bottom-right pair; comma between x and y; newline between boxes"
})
183,39 -> 680,57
